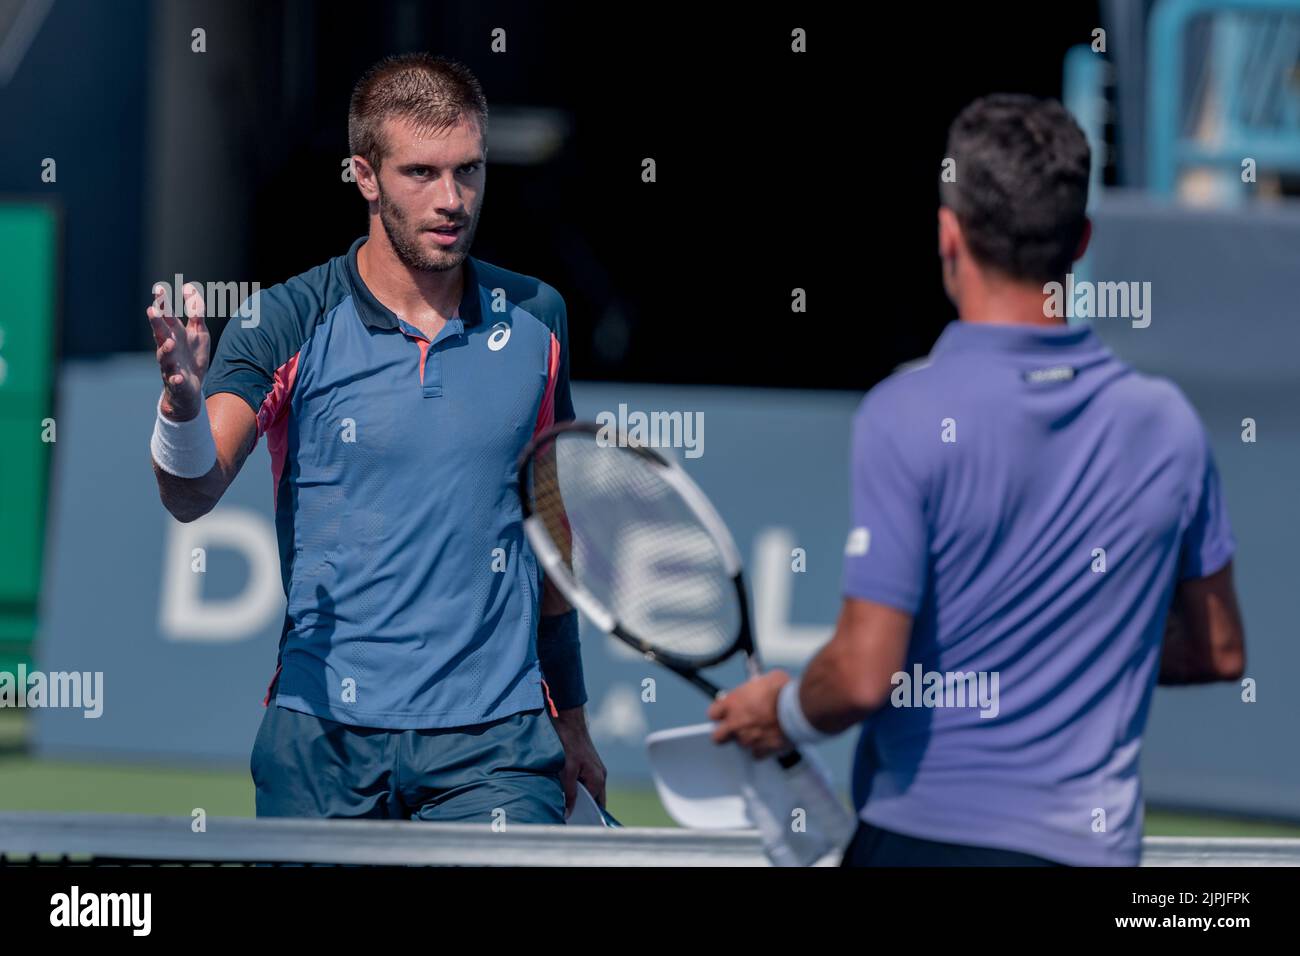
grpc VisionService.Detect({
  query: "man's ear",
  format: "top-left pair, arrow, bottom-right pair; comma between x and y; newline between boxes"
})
352,155 -> 380,203
1073,217 -> 1093,262
937,206 -> 961,261
938,206 -> 963,280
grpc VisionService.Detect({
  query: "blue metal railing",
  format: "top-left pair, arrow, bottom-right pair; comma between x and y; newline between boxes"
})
1148,0 -> 1300,196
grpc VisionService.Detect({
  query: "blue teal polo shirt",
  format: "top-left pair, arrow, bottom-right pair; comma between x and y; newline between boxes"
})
204,237 -> 574,728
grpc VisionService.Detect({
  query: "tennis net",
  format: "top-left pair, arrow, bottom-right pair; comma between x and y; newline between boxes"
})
1,813 -> 1297,866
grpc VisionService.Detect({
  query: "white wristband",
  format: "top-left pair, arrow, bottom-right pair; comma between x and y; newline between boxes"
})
777,678 -> 833,746
151,395 -> 217,478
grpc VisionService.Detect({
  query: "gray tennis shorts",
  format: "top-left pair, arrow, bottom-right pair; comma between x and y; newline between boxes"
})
251,703 -> 567,824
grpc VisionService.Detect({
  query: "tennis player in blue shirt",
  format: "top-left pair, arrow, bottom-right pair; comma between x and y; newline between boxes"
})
710,94 -> 1245,866
146,53 -> 604,823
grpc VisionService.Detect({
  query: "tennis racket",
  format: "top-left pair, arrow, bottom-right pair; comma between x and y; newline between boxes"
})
516,419 -> 801,769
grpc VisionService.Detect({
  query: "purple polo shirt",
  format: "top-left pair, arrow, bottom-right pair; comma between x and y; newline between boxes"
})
841,320 -> 1235,866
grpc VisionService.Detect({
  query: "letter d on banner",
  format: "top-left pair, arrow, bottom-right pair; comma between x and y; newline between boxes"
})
159,508 -> 283,641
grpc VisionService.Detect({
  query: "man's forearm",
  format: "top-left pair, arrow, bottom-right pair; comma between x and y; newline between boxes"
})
1157,604 -> 1243,685
796,643 -> 881,735
1157,606 -> 1199,684
537,608 -> 587,710
791,599 -> 912,736
1158,624 -> 1235,685
151,393 -> 258,523
153,460 -> 227,522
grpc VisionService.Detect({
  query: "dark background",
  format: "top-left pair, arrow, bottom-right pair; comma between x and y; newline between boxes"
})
0,0 -> 1102,391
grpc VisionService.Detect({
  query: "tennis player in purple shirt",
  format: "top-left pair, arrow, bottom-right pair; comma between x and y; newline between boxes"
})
710,94 -> 1246,866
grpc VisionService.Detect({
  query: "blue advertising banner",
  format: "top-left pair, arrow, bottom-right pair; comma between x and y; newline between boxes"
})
32,359 -> 863,786
32,354 -> 1300,819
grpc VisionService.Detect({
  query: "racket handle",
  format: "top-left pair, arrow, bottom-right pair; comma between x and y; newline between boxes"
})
776,748 -> 802,769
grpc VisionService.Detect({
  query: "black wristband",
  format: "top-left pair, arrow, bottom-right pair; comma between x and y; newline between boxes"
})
537,609 -> 587,710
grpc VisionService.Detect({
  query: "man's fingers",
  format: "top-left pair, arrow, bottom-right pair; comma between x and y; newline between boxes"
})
579,761 -> 608,808
156,338 -> 182,375
562,765 -> 577,812
150,285 -> 177,319
145,303 -> 183,345
182,284 -> 208,329
145,306 -> 170,348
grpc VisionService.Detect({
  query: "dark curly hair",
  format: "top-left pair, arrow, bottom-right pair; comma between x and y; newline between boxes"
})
939,94 -> 1091,283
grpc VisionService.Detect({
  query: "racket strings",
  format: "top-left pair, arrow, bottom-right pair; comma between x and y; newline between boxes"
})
528,433 -> 739,662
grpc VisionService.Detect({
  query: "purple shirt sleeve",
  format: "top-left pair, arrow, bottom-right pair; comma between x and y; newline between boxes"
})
841,400 -> 928,614
1178,432 -> 1236,580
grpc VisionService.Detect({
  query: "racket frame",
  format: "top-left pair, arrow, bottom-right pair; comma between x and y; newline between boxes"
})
516,420 -> 760,698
